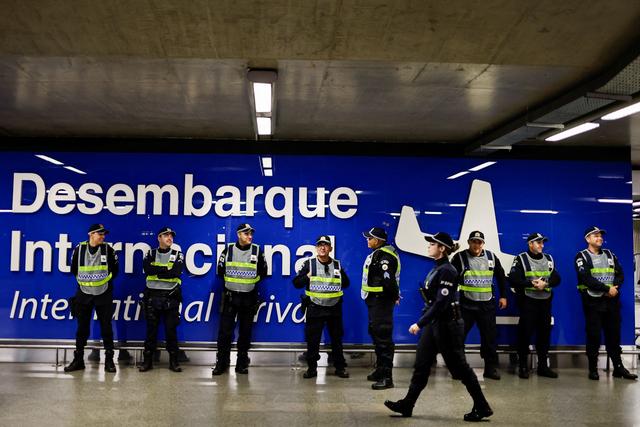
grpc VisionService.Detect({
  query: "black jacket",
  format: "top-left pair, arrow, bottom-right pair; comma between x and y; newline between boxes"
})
417,257 -> 458,327
365,246 -> 400,300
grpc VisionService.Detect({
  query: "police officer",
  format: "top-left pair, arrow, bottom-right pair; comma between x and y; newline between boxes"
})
384,232 -> 493,422
212,223 -> 268,375
509,232 -> 561,379
361,227 -> 401,390
139,227 -> 184,373
64,224 -> 119,373
451,230 -> 508,380
575,226 -> 637,380
293,235 -> 350,379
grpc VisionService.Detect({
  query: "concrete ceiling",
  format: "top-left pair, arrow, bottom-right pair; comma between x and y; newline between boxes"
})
1,0 -> 640,161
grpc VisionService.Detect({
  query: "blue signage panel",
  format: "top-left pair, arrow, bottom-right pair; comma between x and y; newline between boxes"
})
0,152 -> 633,345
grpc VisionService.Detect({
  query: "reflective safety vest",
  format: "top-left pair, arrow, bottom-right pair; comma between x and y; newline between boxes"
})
458,250 -> 495,302
76,242 -> 112,296
305,257 -> 343,307
224,243 -> 260,292
577,249 -> 615,297
361,245 -> 401,298
146,248 -> 182,290
518,252 -> 553,300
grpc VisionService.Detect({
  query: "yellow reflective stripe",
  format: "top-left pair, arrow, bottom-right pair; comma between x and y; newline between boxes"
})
379,247 -> 401,273
224,276 -> 260,284
459,285 -> 492,292
590,268 -> 614,273
525,271 -> 551,277
309,276 -> 341,284
525,287 -> 551,292
78,273 -> 112,287
146,275 -> 182,284
150,262 -> 174,268
362,285 -> 383,292
226,261 -> 257,268
78,265 -> 108,272
306,290 -> 343,298
463,270 -> 493,276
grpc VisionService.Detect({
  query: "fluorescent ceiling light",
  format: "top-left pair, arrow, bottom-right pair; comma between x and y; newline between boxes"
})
449,203 -> 466,207
468,161 -> 496,172
446,171 -> 470,180
64,166 -> 86,175
390,213 -> 401,217
355,190 -> 363,194
253,83 -> 272,113
261,157 -> 272,168
257,117 -> 271,135
601,100 -> 640,121
35,154 -> 64,165
596,198 -> 632,204
264,169 -> 273,177
519,210 -> 559,214
545,122 -> 599,141
423,211 -> 443,215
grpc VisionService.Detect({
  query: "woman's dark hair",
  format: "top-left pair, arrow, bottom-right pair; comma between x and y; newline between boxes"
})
443,242 -> 460,257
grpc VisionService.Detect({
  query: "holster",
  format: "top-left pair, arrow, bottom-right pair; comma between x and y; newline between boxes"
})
450,301 -> 461,321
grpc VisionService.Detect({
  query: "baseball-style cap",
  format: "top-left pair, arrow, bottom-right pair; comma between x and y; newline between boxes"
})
468,230 -> 485,242
425,232 -> 454,249
363,227 -> 387,241
88,223 -> 108,234
237,223 -> 255,233
158,226 -> 176,237
527,232 -> 548,243
584,226 -> 606,239
316,235 -> 332,245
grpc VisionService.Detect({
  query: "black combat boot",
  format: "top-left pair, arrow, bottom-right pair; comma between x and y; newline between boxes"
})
372,368 -> 394,390
612,365 -> 638,380
335,367 -> 350,378
367,366 -> 383,381
384,399 -> 414,417
178,350 -> 190,363
588,357 -> 599,380
104,350 -> 116,373
64,351 -> 85,372
235,353 -> 250,374
483,364 -> 501,380
138,351 -> 153,372
169,352 -> 182,372
537,361 -> 558,378
303,368 -> 317,378
212,356 -> 229,376
463,405 -> 494,422
118,349 -> 132,362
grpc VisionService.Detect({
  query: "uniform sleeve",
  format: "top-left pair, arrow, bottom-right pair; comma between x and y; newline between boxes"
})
493,257 -> 507,298
373,252 -> 399,299
416,268 -> 457,328
340,268 -> 350,289
574,252 -> 610,293
257,250 -> 268,279
216,247 -> 228,278
507,256 -> 530,291
292,259 -> 310,289
451,253 -> 464,282
107,245 -> 119,280
613,253 -> 624,287
547,268 -> 561,288
157,251 -> 184,279
70,246 -> 79,277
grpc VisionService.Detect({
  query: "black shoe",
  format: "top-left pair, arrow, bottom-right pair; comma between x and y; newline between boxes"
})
235,365 -> 249,374
64,352 -> 85,372
303,369 -> 317,378
372,377 -> 394,390
212,363 -> 228,376
118,349 -> 131,362
178,350 -> 190,363
168,352 -> 182,373
104,353 -> 117,373
518,367 -> 530,379
483,367 -> 500,380
464,406 -> 493,422
138,352 -> 153,372
384,399 -> 413,417
612,367 -> 638,380
588,370 -> 600,380
335,368 -> 350,378
537,366 -> 558,378
367,368 -> 383,382
87,349 -> 100,362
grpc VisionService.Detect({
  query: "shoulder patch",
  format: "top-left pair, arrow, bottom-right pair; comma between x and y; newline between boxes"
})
441,288 -> 449,296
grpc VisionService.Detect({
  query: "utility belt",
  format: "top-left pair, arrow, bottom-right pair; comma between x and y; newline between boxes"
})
141,287 -> 181,312
220,288 -> 261,313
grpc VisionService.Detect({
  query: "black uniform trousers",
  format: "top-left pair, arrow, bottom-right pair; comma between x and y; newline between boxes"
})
517,296 -> 552,366
406,318 -> 488,408
216,290 -> 257,365
75,300 -> 114,353
581,293 -> 622,370
143,290 -> 181,353
366,294 -> 395,369
461,298 -> 498,367
305,302 -> 346,370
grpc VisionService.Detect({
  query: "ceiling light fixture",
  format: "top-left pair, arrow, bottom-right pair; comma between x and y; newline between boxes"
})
601,100 -> 640,121
545,122 -> 599,141
247,69 -> 277,139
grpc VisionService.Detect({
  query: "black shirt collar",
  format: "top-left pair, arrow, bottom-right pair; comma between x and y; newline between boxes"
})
436,257 -> 450,266
236,242 -> 251,250
158,247 -> 171,254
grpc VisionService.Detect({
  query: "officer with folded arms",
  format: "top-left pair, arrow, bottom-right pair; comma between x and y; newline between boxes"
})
293,235 -> 350,379
508,232 -> 561,379
139,227 -> 184,373
361,226 -> 401,390
575,226 -> 637,380
212,223 -> 268,376
64,224 -> 119,373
